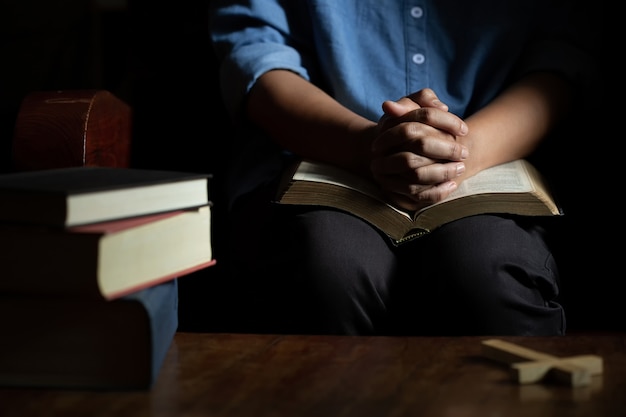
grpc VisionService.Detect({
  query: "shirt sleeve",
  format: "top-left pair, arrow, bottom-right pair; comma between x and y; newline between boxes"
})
209,1 -> 312,120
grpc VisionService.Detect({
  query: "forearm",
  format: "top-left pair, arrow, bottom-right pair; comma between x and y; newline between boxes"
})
460,72 -> 572,178
246,69 -> 377,176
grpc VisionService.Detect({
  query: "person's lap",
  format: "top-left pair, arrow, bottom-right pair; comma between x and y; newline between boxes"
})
228,184 -> 565,336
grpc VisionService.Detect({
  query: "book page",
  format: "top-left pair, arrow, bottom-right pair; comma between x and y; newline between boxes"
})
293,161 -> 383,197
292,161 -> 412,218
414,160 -> 538,215
295,160 -> 533,198
449,160 -> 533,197
289,159 -> 551,222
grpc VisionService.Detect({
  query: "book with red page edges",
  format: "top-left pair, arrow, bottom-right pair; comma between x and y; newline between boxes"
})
0,205 -> 215,300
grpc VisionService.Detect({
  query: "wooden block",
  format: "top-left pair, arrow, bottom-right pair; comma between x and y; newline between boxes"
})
482,339 -> 603,387
12,90 -> 132,171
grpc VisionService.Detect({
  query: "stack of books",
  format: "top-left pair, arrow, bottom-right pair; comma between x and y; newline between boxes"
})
0,166 -> 215,390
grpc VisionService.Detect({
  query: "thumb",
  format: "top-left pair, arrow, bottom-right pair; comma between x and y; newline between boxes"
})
381,98 -> 420,118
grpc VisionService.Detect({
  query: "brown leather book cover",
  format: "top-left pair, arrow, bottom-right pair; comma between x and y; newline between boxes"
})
12,90 -> 132,171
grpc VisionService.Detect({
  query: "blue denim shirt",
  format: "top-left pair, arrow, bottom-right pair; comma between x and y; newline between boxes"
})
209,0 -> 591,205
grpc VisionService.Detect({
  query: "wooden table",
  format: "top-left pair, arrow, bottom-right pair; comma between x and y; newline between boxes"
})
1,332 -> 624,417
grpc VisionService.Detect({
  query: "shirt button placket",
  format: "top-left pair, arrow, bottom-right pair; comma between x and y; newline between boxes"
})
407,5 -> 426,87
410,6 -> 425,66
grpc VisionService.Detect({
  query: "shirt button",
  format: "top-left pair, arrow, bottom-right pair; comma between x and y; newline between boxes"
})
412,53 -> 425,65
410,7 -> 424,18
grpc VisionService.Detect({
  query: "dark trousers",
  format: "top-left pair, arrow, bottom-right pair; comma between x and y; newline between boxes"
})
227,182 -> 565,336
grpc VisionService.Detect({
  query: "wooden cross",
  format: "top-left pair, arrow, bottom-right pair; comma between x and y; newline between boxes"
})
481,339 -> 603,387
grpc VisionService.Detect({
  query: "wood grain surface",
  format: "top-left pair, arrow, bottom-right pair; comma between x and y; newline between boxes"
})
0,332 -> 623,417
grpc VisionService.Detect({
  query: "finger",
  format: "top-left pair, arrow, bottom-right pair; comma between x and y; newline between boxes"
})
374,173 -> 433,200
379,99 -> 422,131
401,107 -> 467,137
405,135 -> 469,162
381,89 -> 448,120
376,106 -> 467,147
382,98 -> 421,118
385,191 -> 426,212
384,180 -> 458,212
373,118 -> 447,153
404,88 -> 449,111
370,152 -> 435,176
410,180 -> 459,204
404,160 -> 466,184
372,156 -> 464,193
372,123 -> 468,161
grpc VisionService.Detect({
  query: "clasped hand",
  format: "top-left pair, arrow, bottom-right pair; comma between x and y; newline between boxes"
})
371,88 -> 469,211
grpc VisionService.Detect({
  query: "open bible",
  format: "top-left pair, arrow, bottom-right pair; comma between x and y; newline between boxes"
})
276,159 -> 562,244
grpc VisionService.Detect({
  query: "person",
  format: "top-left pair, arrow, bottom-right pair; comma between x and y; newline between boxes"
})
208,1 -> 594,336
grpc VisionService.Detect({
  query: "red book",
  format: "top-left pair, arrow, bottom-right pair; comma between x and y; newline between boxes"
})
0,205 -> 215,300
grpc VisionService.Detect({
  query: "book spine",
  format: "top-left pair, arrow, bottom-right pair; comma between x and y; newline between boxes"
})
0,280 -> 178,389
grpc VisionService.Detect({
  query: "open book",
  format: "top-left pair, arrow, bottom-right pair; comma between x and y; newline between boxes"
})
276,159 -> 562,244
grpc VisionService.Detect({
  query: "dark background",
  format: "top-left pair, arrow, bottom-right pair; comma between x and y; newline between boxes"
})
0,0 -> 235,332
0,0 -> 617,333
